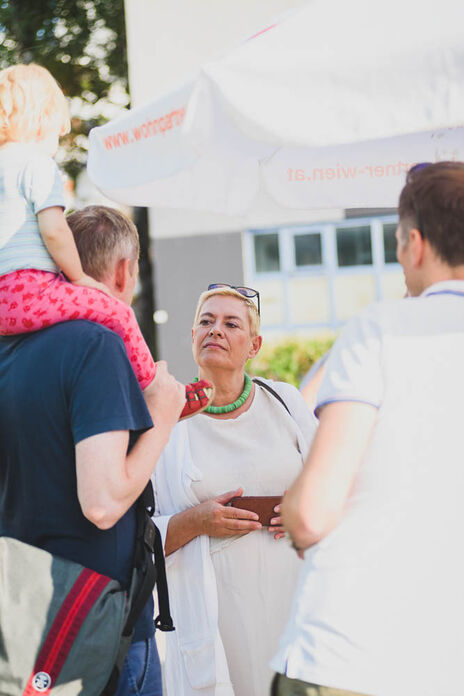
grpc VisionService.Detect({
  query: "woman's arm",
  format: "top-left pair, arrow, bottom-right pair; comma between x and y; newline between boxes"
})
164,487 -> 262,556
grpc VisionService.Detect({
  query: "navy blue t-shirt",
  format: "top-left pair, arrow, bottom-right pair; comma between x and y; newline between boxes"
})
0,320 -> 154,641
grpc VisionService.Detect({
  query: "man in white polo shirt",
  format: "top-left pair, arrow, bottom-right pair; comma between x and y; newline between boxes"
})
272,161 -> 464,696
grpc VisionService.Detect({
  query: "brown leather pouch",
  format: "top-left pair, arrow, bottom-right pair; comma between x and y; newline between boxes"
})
228,495 -> 282,526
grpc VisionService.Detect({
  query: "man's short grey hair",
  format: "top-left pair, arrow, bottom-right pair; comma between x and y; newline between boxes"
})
67,206 -> 139,281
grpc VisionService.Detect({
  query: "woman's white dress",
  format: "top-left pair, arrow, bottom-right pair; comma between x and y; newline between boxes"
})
153,379 -> 317,696
188,385 -> 304,696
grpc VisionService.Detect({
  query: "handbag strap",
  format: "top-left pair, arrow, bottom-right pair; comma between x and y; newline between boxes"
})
252,378 -> 291,416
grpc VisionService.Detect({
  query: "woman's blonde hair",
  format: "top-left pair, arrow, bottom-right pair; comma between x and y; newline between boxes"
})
193,287 -> 261,337
0,64 -> 70,146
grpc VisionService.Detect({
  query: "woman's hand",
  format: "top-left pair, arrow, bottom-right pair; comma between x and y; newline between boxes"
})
196,487 -> 262,538
164,487 -> 262,556
267,501 -> 286,540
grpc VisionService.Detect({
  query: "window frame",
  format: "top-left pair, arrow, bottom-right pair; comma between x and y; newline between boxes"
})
251,228 -> 282,275
291,227 -> 325,271
334,221 -> 374,269
382,220 -> 400,265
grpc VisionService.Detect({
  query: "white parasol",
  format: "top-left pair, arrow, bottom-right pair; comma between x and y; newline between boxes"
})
87,0 -> 464,215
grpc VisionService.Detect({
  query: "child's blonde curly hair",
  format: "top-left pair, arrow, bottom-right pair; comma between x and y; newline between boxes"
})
0,64 -> 70,146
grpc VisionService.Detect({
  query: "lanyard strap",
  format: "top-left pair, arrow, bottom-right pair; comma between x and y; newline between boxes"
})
425,290 -> 464,298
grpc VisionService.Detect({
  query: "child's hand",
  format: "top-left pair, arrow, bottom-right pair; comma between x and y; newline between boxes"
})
73,274 -> 112,297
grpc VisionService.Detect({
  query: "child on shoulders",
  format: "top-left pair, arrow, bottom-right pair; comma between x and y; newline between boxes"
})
0,63 -> 212,419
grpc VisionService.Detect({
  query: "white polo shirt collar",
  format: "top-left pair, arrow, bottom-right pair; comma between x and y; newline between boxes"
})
421,279 -> 464,298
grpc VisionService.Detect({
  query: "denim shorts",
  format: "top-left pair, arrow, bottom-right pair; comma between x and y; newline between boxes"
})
114,637 -> 162,696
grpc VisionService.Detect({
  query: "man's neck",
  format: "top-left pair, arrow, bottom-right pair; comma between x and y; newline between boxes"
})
416,263 -> 464,296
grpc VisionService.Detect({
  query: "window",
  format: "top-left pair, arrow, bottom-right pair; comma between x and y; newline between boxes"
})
246,214 -> 402,332
294,233 -> 322,267
336,225 -> 372,267
383,223 -> 398,264
254,233 -> 280,272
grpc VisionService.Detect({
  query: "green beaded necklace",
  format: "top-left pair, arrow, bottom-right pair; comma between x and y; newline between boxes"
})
193,373 -> 253,414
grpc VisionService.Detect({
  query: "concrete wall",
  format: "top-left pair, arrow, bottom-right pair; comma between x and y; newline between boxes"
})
153,230 -> 243,381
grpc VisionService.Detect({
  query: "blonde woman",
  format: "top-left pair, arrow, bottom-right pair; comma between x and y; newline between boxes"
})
153,284 -> 317,696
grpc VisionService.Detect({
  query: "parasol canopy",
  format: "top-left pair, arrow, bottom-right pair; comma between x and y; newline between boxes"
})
87,0 -> 464,215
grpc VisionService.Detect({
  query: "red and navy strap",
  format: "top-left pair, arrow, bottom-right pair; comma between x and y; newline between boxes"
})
23,568 -> 112,696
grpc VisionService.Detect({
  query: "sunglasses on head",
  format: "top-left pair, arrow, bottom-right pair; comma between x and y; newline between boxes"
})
207,283 -> 260,315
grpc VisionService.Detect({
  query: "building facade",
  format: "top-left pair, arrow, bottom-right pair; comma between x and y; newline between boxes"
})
245,212 -> 404,336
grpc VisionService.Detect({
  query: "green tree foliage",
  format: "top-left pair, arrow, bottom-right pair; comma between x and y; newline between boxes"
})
0,2 -> 158,354
249,334 -> 336,387
0,0 -> 129,179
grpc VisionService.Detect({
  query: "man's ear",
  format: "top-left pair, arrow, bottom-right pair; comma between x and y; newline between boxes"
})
248,334 -> 263,360
409,227 -> 425,268
114,257 -> 131,293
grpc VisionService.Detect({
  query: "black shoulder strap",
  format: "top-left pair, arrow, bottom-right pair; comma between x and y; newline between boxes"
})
137,482 -> 174,630
102,481 -> 175,695
252,378 -> 291,416
122,481 -> 174,637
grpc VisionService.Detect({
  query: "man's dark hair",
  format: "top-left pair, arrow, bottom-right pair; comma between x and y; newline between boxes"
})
398,161 -> 464,266
67,205 -> 140,281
